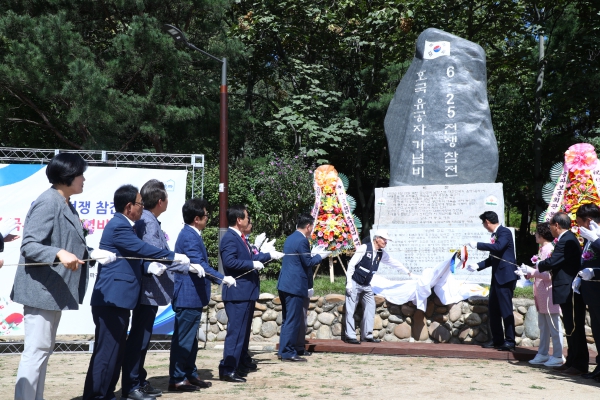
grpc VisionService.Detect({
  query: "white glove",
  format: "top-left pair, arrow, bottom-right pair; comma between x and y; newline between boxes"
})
90,249 -> 117,264
466,263 -> 478,272
0,218 -> 17,237
253,261 -> 264,270
308,288 -> 314,297
579,268 -> 595,281
520,264 -> 535,275
270,251 -> 284,260
579,226 -> 599,243
261,239 -> 276,253
572,276 -> 582,294
590,220 -> 600,234
173,253 -> 190,265
514,269 -> 525,278
148,262 -> 167,276
311,245 -> 331,258
468,241 -> 478,249
189,263 -> 206,277
222,275 -> 236,287
253,233 -> 267,250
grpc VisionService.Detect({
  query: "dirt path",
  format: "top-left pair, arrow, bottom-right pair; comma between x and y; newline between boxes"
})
0,346 -> 598,399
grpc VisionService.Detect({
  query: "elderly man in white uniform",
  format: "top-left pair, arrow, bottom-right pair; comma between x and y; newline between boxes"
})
344,229 -> 411,344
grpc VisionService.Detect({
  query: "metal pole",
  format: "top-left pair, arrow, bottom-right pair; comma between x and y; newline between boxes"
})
218,57 -> 228,274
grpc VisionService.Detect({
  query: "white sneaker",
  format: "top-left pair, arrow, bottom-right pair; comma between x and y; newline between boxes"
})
543,356 -> 565,367
529,354 -> 550,365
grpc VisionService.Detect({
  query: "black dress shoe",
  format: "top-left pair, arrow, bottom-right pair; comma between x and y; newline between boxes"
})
498,342 -> 515,352
281,356 -> 307,362
236,368 -> 248,377
139,382 -> 162,396
187,376 -> 212,388
297,351 -> 312,356
242,361 -> 258,370
481,341 -> 500,349
124,389 -> 155,400
344,338 -> 361,344
363,338 -> 381,343
581,366 -> 600,379
168,379 -> 199,392
219,372 -> 246,383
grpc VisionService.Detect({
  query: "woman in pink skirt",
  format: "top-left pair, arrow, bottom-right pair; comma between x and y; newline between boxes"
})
526,222 -> 564,367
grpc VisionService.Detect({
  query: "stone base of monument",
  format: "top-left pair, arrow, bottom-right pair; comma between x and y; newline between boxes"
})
373,183 -> 511,284
298,339 -> 597,365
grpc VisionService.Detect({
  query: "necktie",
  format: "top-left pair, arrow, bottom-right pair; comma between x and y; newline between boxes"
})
242,235 -> 251,254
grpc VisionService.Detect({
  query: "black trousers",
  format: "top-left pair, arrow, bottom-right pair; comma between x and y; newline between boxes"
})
581,281 -> 600,366
488,278 -> 516,345
562,290 -> 590,372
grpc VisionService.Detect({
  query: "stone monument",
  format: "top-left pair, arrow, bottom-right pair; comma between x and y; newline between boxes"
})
384,28 -> 498,186
375,29 -> 510,284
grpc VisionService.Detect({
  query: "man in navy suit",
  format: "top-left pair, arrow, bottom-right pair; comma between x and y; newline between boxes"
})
218,205 -> 282,383
121,180 -> 190,399
277,213 -> 327,362
82,185 -> 190,400
169,198 -> 236,390
536,211 -> 587,375
467,211 -> 517,351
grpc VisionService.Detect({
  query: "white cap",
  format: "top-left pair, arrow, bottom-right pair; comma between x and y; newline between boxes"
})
373,229 -> 392,241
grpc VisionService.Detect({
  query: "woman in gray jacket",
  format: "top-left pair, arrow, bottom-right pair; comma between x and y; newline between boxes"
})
11,153 -> 114,400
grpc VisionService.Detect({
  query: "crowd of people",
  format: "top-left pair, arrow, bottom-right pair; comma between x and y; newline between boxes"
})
2,153 -> 600,399
465,209 -> 600,381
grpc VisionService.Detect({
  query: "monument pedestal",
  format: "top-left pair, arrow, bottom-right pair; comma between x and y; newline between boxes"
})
372,183 -> 513,284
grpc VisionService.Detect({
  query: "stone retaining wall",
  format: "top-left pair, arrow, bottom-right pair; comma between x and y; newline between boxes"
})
201,293 -> 596,350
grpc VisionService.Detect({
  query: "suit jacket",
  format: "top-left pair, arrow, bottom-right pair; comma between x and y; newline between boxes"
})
476,225 -> 517,285
220,228 -> 270,301
134,210 -> 187,306
0,233 -> 4,252
277,231 -> 322,297
173,225 -> 223,308
538,230 -> 582,304
91,213 -> 174,310
11,187 -> 89,311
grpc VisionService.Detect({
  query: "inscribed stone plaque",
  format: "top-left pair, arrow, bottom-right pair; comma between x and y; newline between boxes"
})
370,226 -> 515,284
384,28 -> 498,186
374,183 -> 504,227
371,182 -> 510,284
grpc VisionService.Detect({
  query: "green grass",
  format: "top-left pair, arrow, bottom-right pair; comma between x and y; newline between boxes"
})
514,285 -> 534,299
260,274 -> 346,296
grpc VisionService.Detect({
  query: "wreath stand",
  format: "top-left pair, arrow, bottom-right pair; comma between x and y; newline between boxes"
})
313,255 -> 347,283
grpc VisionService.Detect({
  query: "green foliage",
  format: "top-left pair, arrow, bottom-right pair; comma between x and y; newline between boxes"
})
201,153 -> 315,238
1,0 -> 600,239
260,275 -> 345,296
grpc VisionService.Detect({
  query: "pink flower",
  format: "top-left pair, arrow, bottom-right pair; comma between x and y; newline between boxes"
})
163,230 -> 169,241
531,255 -> 539,264
582,251 -> 594,260
317,231 -> 323,237
490,237 -> 496,244
564,143 -> 598,172
318,239 -> 324,245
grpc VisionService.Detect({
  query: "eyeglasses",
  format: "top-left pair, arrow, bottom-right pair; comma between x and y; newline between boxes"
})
134,201 -> 144,208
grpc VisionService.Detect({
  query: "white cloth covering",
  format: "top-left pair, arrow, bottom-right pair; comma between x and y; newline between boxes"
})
371,254 -> 487,311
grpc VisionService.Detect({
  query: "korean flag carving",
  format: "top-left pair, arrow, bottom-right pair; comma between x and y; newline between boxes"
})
423,40 -> 450,59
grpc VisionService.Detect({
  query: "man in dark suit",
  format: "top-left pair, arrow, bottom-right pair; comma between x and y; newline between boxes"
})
121,180 -> 190,399
218,205 -> 282,383
467,211 -> 517,351
82,185 -> 189,400
573,205 -> 599,378
277,213 -> 327,362
535,211 -> 587,375
169,198 -> 236,391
